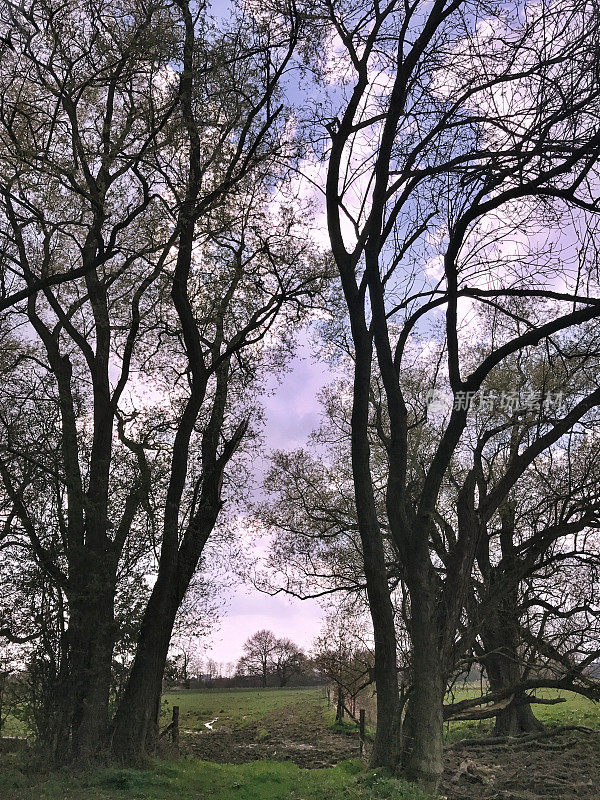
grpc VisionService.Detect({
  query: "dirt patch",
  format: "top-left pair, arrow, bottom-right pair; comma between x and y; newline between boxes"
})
440,726 -> 600,800
180,702 -> 360,768
181,705 -> 600,798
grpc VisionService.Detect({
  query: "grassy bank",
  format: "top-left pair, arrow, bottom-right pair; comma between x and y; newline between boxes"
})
0,757 -> 433,800
2,686 -> 598,800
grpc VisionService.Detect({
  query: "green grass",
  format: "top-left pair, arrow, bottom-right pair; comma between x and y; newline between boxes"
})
3,686 -> 598,799
527,689 -> 600,728
160,686 -> 322,731
1,712 -> 27,738
0,757 -> 435,800
327,717 -> 361,735
0,687 -> 436,799
0,687 -> 325,741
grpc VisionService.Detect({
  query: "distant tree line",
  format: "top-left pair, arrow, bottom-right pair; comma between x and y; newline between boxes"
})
161,630 -> 323,689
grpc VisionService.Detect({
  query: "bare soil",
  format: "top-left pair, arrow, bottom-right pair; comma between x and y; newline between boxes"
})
440,726 -> 600,800
181,703 -> 600,799
180,702 -> 360,768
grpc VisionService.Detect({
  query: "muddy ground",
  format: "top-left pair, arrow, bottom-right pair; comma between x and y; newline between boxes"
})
181,705 -> 600,799
440,725 -> 600,800
180,702 -> 359,768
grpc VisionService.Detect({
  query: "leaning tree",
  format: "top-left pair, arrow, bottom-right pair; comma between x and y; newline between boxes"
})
0,0 -> 325,761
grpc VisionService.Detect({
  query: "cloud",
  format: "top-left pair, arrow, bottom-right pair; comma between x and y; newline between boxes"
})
202,585 -> 324,664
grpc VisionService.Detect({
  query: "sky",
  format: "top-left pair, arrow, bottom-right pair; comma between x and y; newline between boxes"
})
196,0 -> 334,668
200,333 -> 329,667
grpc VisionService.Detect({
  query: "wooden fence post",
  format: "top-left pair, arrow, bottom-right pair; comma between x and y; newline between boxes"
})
171,705 -> 179,747
359,709 -> 365,757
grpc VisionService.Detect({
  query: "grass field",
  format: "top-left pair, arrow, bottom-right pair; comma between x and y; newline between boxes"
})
159,686 -> 322,731
1,685 -> 599,800
0,687 -> 431,799
0,757 -> 432,800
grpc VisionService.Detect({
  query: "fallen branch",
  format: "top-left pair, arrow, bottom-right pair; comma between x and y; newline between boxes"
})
443,677 -> 600,718
159,721 -> 175,739
446,696 -> 513,721
527,696 -> 566,706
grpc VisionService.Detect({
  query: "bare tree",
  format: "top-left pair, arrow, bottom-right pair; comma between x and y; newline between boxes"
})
109,0 -> 328,759
313,610 -> 374,722
0,0 -> 324,761
447,416 -> 600,733
0,0 -> 178,758
271,638 -> 306,687
236,629 -> 278,687
299,0 -> 600,786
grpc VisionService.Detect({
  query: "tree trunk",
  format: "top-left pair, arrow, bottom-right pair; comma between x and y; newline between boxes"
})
350,332 -> 403,771
493,693 -> 543,735
336,687 -> 345,722
369,591 -> 402,771
68,601 -> 115,758
110,575 -> 179,761
480,505 -> 542,737
482,620 -> 543,736
357,506 -> 403,771
400,562 -> 444,790
55,563 -> 116,761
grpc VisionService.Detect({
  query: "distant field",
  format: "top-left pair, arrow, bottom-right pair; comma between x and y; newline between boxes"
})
160,686 -> 324,732
4,683 -> 598,743
160,682 -> 600,744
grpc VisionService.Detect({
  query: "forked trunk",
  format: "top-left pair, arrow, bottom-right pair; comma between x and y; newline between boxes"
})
350,333 -> 403,770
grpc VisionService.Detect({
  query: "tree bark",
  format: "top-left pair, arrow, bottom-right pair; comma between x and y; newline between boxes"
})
68,592 -> 115,758
493,693 -> 543,736
53,558 -> 117,760
480,505 -> 543,736
400,560 -> 444,790
110,574 -> 179,760
111,468 -> 226,760
351,332 -> 403,771
367,559 -> 403,770
482,615 -> 543,735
